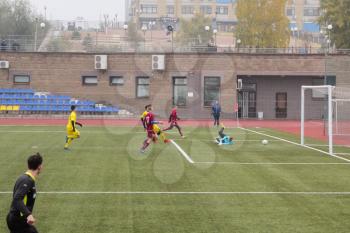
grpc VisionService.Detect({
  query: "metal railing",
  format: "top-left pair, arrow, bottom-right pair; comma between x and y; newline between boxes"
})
0,37 -> 349,55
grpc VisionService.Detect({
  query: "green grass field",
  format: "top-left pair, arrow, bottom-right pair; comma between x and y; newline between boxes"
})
1,125 -> 350,233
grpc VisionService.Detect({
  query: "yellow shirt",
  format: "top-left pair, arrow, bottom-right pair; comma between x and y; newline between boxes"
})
141,110 -> 160,134
140,111 -> 148,121
67,111 -> 77,129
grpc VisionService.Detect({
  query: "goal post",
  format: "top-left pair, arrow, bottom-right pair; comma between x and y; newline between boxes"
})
301,85 -> 333,154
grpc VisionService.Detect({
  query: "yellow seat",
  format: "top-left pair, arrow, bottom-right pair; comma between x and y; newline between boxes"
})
6,106 -> 13,111
13,105 -> 20,111
0,105 -> 6,111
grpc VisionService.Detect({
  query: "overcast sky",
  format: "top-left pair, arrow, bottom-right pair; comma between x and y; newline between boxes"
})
29,0 -> 125,21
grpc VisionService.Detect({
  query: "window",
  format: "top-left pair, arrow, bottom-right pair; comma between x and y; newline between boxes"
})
136,77 -> 150,98
200,6 -> 212,14
109,76 -> 124,86
14,75 -> 30,84
304,7 -> 319,16
216,6 -> 228,15
182,5 -> 194,14
173,77 -> 187,106
141,5 -> 157,14
167,5 -> 174,15
204,77 -> 220,106
286,8 -> 295,16
82,76 -> 98,85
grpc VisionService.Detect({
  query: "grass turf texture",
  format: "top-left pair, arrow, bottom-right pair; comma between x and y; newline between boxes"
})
1,125 -> 350,233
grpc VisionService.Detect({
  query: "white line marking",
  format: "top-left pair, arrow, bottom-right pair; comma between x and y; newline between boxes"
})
170,140 -> 194,164
238,127 -> 350,163
1,191 -> 350,195
334,153 -> 350,156
194,162 -> 350,165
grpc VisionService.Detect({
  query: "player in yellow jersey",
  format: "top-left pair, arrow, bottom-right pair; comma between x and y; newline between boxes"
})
140,105 -> 170,143
64,105 -> 83,150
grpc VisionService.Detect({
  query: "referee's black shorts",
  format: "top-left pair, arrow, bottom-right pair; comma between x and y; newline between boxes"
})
6,213 -> 38,233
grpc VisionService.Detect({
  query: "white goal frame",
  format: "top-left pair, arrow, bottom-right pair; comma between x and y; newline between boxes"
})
301,85 -> 333,154
333,98 -> 350,135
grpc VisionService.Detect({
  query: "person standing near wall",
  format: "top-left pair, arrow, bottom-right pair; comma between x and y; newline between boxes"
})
212,101 -> 221,127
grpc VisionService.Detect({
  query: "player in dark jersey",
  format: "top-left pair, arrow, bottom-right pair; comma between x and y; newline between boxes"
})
163,106 -> 185,138
140,105 -> 162,153
7,153 -> 43,233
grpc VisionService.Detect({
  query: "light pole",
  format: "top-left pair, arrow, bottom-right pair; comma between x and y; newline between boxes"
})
34,18 -> 45,51
327,24 -> 333,52
167,25 -> 174,52
149,21 -> 155,42
213,29 -> 218,46
236,39 -> 241,52
291,26 -> 298,49
123,24 -> 128,36
205,25 -> 210,45
141,25 -> 147,50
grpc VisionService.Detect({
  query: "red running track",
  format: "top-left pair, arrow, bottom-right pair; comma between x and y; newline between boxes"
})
0,118 -> 348,145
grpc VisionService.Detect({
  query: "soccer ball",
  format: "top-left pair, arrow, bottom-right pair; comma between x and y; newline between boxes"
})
262,139 -> 268,145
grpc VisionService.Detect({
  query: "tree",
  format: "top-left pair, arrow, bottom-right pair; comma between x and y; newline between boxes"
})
236,0 -> 290,48
319,0 -> 350,49
82,33 -> 93,51
127,21 -> 143,49
46,37 -> 71,52
176,13 -> 213,46
0,0 -> 47,36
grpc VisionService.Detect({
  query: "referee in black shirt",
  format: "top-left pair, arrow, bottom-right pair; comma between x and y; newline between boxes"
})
7,153 -> 43,233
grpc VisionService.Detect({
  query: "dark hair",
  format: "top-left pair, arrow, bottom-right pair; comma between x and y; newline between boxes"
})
71,105 -> 76,111
28,153 -> 43,170
144,105 -> 150,110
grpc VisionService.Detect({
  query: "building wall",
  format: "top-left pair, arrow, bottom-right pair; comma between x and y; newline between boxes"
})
241,76 -> 324,119
1,52 -> 347,119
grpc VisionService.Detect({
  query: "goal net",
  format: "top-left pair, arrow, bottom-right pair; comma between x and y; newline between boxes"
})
301,85 -> 350,157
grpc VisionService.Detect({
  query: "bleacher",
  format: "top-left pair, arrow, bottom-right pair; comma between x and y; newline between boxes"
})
0,89 -> 119,114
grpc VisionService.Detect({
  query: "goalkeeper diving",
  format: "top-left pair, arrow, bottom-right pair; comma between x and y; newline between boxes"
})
215,123 -> 234,145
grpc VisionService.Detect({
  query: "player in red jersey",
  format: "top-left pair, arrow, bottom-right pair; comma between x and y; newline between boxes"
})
140,105 -> 164,153
163,106 -> 185,138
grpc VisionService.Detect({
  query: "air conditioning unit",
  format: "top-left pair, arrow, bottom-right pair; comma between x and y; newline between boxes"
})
95,55 -> 108,70
0,61 -> 9,69
237,79 -> 243,90
152,55 -> 165,70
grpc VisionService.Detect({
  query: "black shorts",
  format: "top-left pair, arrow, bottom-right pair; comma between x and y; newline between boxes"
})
7,213 -> 38,233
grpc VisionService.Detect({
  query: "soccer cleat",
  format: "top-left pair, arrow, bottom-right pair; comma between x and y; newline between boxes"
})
64,147 -> 70,151
140,149 -> 145,154
181,135 -> 186,139
164,139 -> 171,144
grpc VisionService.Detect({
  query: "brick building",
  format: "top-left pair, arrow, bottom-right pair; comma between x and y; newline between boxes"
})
0,52 -> 348,119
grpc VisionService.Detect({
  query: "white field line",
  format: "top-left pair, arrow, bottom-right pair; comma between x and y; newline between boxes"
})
334,153 -> 350,156
238,127 -> 350,163
194,162 -> 350,165
1,191 -> 350,195
170,140 -> 194,164
307,144 -> 350,148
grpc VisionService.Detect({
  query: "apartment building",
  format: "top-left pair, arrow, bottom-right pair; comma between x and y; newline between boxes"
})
128,0 -> 321,33
129,0 -> 237,32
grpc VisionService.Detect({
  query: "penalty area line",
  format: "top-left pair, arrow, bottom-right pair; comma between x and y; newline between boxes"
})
170,140 -> 194,164
238,127 -> 350,163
